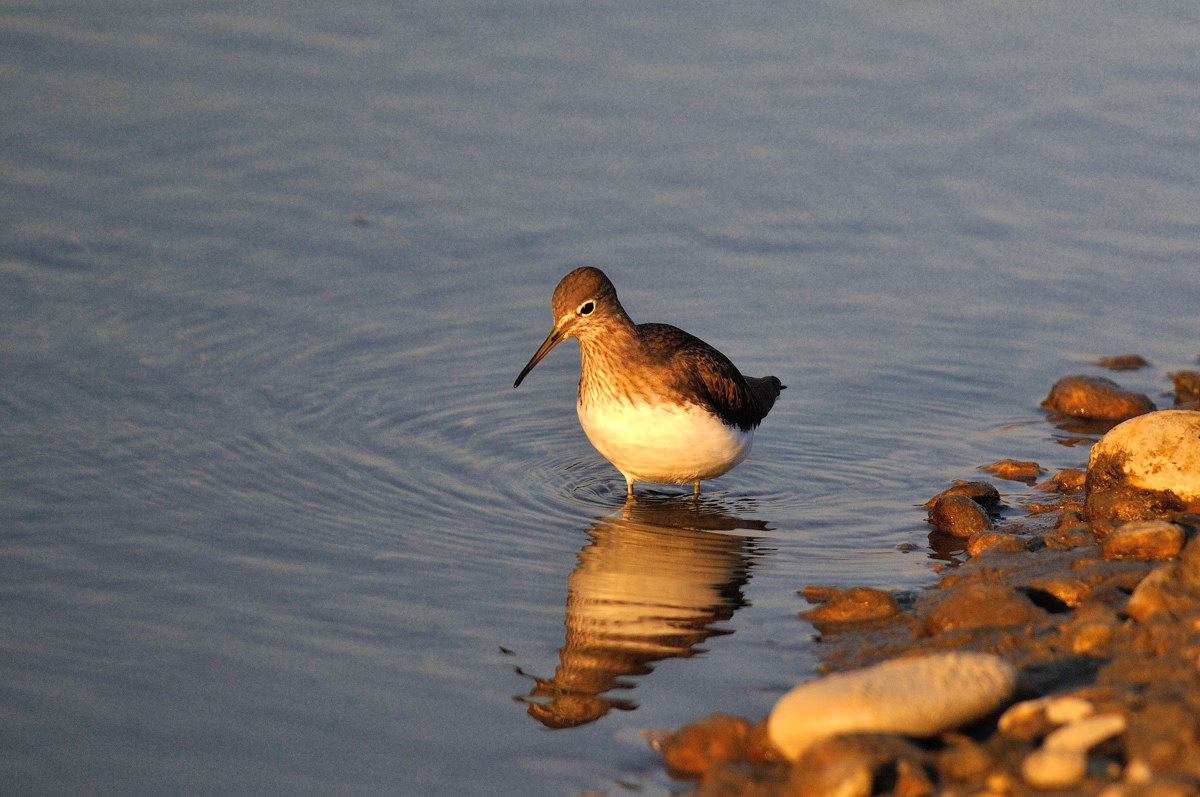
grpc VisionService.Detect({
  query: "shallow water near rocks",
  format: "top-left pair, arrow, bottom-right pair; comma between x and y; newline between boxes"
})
2,2 -> 1199,795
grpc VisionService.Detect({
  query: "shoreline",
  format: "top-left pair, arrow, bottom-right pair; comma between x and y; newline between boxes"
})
654,367 -> 1200,797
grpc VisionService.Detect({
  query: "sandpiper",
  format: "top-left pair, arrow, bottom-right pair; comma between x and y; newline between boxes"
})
514,267 -> 784,497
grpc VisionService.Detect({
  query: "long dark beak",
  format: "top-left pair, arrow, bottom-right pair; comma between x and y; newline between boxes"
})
514,327 -> 566,388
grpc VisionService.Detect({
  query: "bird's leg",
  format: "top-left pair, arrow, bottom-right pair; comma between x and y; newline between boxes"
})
693,480 -> 701,499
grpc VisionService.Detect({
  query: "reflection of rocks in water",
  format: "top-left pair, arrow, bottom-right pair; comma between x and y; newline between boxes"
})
524,497 -> 764,729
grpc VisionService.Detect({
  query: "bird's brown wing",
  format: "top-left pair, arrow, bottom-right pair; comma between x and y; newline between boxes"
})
639,323 -> 783,431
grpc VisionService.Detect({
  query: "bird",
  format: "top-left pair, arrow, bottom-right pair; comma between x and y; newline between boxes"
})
514,267 -> 784,498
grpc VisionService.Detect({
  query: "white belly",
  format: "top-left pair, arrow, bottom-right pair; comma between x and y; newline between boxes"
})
576,399 -> 753,485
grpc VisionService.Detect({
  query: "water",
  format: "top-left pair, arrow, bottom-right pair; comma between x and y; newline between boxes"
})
2,2 -> 1198,795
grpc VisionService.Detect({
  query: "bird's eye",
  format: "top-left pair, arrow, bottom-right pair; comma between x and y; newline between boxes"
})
578,301 -> 595,316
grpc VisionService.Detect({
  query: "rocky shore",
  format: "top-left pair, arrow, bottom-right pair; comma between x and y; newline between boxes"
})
653,361 -> 1200,796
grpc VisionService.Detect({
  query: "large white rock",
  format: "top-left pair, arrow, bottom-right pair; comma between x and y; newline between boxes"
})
1086,410 -> 1200,520
766,652 -> 1018,761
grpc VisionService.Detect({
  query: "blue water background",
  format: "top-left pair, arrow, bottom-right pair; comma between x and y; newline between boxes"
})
2,2 -> 1198,794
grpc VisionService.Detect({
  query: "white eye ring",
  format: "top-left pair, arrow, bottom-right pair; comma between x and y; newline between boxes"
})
578,301 -> 595,316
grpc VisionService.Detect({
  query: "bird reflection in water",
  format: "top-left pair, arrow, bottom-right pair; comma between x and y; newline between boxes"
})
519,495 -> 767,729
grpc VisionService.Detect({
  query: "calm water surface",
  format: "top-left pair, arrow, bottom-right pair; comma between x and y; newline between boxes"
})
2,2 -> 1199,795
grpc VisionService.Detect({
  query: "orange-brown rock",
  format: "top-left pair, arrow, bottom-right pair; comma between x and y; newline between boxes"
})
1040,469 -> 1087,493
801,586 -> 901,624
924,582 -> 1041,634
1100,520 -> 1187,561
928,493 -> 992,538
659,713 -> 755,778
1170,370 -> 1200,407
1098,354 -> 1150,370
966,530 -> 1028,556
980,459 -> 1043,483
925,481 -> 1003,511
1042,375 -> 1155,421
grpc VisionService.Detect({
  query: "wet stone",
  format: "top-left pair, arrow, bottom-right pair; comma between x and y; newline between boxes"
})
1123,540 -> 1200,623
1024,558 -> 1153,608
926,480 -> 1003,512
1178,525 -> 1200,582
966,530 -> 1029,557
801,586 -> 901,624
1041,468 -> 1087,493
1066,605 -> 1122,654
924,581 -> 1041,634
766,652 -> 1018,761
1170,371 -> 1200,407
1048,521 -> 1094,549
1099,354 -> 1151,371
928,493 -> 992,538
1042,375 -> 1156,421
980,458 -> 1043,483
658,714 -> 755,778
1100,520 -> 1187,561
1121,536 -> 1200,622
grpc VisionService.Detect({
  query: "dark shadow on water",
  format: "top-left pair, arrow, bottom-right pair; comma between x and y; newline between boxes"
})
518,494 -> 769,729
1045,413 -> 1124,446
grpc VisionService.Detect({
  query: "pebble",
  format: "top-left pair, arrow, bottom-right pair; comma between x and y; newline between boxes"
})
1045,712 -> 1126,751
1100,520 -> 1187,561
966,530 -> 1028,556
801,586 -> 901,624
1022,747 -> 1087,789
1099,354 -> 1151,371
1042,375 -> 1156,421
657,713 -> 755,777
998,698 -> 1047,737
1085,410 -> 1200,521
1170,370 -> 1200,406
1066,608 -> 1121,654
1045,696 -> 1099,725
999,694 -> 1096,738
925,480 -> 1003,511
1122,538 -> 1200,622
1125,565 -> 1180,622
1021,713 -> 1126,789
980,458 -> 1043,483
924,581 -> 1040,634
927,493 -> 992,538
1024,559 -> 1153,609
1041,468 -> 1087,492
766,652 -> 1017,761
